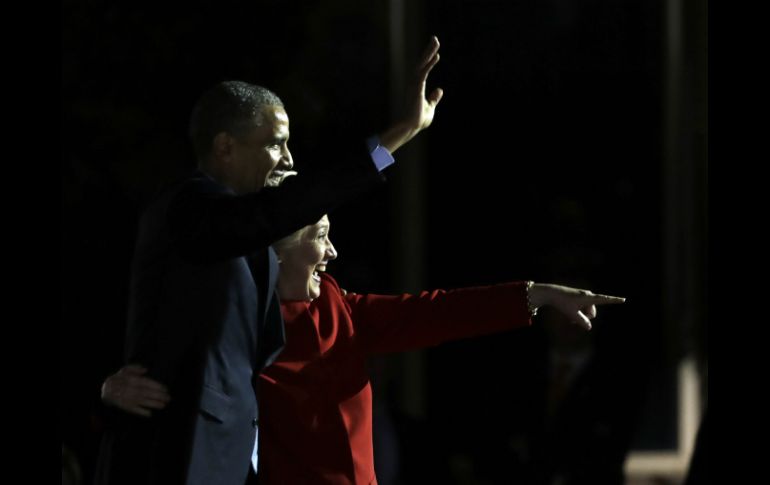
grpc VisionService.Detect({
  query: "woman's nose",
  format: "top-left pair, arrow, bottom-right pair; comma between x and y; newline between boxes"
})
326,242 -> 337,260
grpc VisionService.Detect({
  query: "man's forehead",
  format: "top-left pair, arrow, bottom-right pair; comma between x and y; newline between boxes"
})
257,105 -> 288,125
272,107 -> 289,123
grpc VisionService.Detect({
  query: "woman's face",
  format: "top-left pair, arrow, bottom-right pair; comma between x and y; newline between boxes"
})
275,215 -> 337,301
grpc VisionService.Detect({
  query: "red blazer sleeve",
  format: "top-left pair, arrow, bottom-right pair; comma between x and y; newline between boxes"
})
332,275 -> 533,355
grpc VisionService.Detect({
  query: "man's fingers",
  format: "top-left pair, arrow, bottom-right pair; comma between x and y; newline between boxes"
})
428,87 -> 444,105
139,397 -> 171,410
119,383 -> 171,404
419,36 -> 440,70
124,374 -> 169,394
417,52 -> 440,85
132,387 -> 171,402
133,379 -> 169,395
128,406 -> 153,418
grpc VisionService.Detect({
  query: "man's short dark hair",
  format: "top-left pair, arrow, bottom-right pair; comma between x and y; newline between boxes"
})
189,81 -> 284,162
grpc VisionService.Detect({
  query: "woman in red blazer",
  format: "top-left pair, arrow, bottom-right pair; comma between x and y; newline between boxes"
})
102,214 -> 624,484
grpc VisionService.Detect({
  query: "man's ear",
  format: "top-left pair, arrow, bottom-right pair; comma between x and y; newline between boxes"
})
211,132 -> 234,163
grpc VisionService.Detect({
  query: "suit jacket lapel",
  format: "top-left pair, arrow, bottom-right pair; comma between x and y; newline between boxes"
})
265,246 -> 279,321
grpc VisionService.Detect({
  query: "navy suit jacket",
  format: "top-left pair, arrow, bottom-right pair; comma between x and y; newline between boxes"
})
95,146 -> 383,485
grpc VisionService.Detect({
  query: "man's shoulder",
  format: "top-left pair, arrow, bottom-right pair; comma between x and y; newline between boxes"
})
144,170 -> 227,208
174,170 -> 228,195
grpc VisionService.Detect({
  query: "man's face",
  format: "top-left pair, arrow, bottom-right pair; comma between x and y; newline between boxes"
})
229,105 -> 294,193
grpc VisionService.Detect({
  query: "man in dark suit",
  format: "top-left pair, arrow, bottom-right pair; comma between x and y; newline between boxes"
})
95,37 -> 444,485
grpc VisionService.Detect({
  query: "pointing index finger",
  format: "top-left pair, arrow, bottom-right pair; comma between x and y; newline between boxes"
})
591,294 -> 626,304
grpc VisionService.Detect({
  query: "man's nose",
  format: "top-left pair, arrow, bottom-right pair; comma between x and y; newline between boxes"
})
282,149 -> 294,169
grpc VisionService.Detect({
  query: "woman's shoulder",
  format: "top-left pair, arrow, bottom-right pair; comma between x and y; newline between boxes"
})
319,271 -> 340,291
